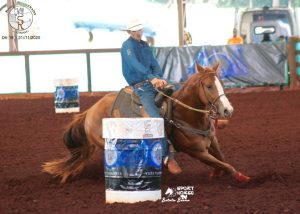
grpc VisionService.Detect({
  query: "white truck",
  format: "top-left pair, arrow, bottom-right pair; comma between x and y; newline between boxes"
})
237,6 -> 298,43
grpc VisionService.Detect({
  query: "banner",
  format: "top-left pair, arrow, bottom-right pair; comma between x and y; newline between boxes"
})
155,43 -> 287,88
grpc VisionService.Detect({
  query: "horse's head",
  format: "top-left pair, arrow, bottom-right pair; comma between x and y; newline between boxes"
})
194,62 -> 233,118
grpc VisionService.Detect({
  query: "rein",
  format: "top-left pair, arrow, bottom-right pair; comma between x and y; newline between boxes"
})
155,87 -> 209,114
156,87 -> 214,137
164,117 -> 211,137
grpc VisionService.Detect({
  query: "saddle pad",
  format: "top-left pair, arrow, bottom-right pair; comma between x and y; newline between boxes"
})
110,88 -> 144,118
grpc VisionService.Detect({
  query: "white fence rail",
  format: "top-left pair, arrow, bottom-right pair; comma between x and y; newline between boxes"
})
0,49 -> 127,94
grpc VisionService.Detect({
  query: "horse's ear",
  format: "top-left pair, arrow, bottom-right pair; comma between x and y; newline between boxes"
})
212,61 -> 220,72
195,63 -> 205,74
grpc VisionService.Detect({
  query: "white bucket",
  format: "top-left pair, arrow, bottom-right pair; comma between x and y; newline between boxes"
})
54,78 -> 79,113
102,118 -> 164,204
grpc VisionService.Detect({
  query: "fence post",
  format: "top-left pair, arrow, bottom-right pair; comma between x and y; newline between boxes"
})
86,52 -> 92,93
25,55 -> 31,93
287,37 -> 300,89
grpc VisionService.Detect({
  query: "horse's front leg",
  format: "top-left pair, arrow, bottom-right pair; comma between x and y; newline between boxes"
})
208,119 -> 225,161
207,120 -> 231,179
207,135 -> 225,179
208,135 -> 224,161
192,149 -> 250,183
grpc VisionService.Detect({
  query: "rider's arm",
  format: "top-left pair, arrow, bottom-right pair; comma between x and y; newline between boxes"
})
121,42 -> 161,81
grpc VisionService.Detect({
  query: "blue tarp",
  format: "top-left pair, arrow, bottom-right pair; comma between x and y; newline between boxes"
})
155,43 -> 287,88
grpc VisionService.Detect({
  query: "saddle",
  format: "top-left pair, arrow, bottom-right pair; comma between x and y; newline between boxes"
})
110,85 -> 175,119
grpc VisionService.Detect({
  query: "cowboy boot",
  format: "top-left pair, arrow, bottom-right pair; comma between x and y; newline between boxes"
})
164,142 -> 182,174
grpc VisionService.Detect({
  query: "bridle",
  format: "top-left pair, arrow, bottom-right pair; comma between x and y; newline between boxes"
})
156,72 -> 225,119
156,72 -> 225,137
200,73 -> 226,119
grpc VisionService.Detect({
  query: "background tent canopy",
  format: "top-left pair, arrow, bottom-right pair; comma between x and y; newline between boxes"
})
74,21 -> 156,37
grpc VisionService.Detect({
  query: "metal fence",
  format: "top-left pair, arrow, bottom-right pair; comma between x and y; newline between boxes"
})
0,48 -> 126,94
0,43 -> 291,94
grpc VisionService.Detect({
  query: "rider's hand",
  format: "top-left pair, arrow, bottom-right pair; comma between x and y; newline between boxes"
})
151,78 -> 167,89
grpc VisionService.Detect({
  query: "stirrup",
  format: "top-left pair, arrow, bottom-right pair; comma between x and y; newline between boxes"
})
167,157 -> 183,174
163,150 -> 177,166
163,151 -> 177,166
163,156 -> 169,166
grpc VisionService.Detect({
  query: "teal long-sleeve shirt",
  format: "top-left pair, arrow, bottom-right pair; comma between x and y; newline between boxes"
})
121,37 -> 163,85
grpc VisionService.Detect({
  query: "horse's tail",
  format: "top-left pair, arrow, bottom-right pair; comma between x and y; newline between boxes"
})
42,111 -> 95,183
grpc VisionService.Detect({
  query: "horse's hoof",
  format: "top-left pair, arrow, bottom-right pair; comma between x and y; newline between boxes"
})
233,172 -> 250,182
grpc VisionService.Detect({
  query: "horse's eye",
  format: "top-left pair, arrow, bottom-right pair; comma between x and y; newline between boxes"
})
206,84 -> 212,90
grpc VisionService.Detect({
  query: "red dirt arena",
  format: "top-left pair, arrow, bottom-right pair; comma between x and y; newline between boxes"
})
0,89 -> 299,214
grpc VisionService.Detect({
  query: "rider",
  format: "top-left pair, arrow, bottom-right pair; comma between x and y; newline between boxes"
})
120,17 -> 182,174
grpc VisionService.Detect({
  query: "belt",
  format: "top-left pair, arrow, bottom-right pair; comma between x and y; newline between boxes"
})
132,80 -> 149,88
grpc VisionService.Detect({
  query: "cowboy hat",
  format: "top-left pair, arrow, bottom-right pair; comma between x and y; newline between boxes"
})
124,18 -> 144,31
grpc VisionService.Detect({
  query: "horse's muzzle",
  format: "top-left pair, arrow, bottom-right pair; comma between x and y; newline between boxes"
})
223,107 -> 233,118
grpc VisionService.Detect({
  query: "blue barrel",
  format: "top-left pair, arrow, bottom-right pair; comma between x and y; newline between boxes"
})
54,79 -> 79,113
102,118 -> 164,203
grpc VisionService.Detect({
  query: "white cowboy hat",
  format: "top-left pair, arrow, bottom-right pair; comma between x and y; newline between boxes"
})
124,18 -> 144,31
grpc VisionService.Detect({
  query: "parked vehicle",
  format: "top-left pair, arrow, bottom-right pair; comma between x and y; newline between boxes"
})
237,6 -> 298,43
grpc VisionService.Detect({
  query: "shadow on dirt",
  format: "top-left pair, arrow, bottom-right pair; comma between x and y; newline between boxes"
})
232,171 -> 289,189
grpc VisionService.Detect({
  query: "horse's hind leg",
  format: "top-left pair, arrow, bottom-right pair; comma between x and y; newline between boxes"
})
84,93 -> 118,150
42,93 -> 116,183
42,111 -> 95,183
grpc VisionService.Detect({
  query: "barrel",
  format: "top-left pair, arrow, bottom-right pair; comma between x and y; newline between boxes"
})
102,118 -> 164,203
54,78 -> 79,113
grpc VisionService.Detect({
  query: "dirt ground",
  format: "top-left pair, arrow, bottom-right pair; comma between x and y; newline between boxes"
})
0,89 -> 299,214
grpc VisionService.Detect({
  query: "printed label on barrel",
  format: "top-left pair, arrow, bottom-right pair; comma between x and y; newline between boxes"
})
54,85 -> 79,109
104,138 -> 163,191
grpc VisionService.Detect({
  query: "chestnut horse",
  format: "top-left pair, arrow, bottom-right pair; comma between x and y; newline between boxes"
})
42,63 -> 250,183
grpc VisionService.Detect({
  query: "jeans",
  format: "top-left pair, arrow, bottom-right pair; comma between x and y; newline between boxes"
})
133,82 -> 160,117
133,82 -> 168,158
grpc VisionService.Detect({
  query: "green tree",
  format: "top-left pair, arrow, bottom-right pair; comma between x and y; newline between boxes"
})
292,0 -> 300,7
146,0 -> 300,8
216,0 -> 242,7
217,0 -> 272,8
215,0 -> 298,8
279,0 -> 289,7
252,0 -> 273,8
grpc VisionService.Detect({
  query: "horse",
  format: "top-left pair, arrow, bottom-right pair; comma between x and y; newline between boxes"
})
42,62 -> 250,183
